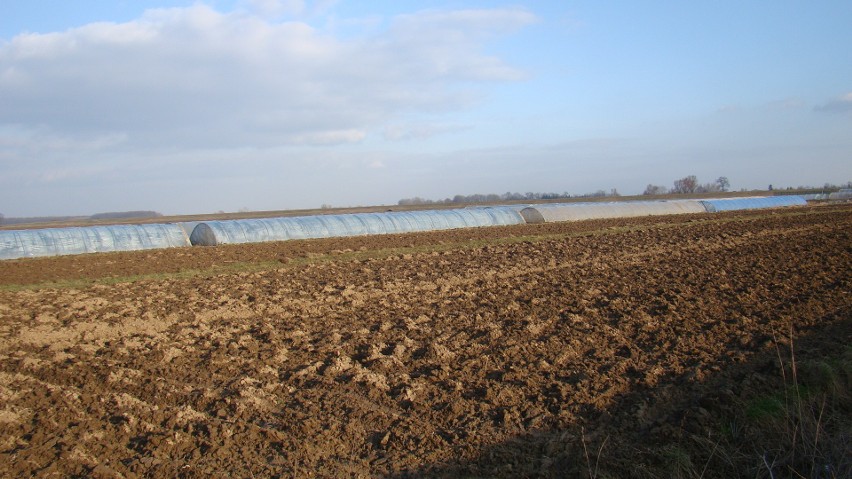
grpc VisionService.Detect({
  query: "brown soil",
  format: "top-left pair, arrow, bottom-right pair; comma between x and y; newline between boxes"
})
0,205 -> 850,477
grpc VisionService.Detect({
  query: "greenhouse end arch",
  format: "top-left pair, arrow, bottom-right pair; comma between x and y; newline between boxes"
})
0,224 -> 191,260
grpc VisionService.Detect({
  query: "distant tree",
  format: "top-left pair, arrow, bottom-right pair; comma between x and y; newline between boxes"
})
89,210 -> 162,220
696,182 -> 719,193
716,176 -> 730,192
0,212 -> 4,225
672,175 -> 698,194
610,188 -> 620,197
398,197 -> 433,206
400,189 -> 585,206
643,184 -> 667,195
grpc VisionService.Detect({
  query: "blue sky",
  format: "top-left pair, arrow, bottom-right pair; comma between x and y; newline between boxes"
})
1,1 -> 850,216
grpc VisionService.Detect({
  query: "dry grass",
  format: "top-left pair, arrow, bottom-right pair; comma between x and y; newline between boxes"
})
570,329 -> 852,479
749,331 -> 852,478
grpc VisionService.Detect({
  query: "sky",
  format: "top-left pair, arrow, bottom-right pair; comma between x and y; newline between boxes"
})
1,1 -> 850,217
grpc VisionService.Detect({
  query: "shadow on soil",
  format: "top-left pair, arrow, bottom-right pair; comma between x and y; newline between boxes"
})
386,316 -> 852,479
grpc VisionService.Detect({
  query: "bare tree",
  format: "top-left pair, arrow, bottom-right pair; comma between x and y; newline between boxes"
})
716,176 -> 730,192
672,175 -> 698,194
643,184 -> 667,195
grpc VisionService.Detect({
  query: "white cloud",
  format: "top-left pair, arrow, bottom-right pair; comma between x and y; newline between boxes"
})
0,124 -> 127,167
240,0 -> 338,19
764,97 -> 805,111
815,92 -> 852,113
245,0 -> 305,17
287,128 -> 367,145
0,4 -> 536,215
0,4 -> 534,155
382,122 -> 470,141
385,8 -> 535,82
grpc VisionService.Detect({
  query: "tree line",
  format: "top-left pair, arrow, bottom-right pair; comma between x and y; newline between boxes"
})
396,175 -> 737,207
399,176 -> 736,206
643,176 -> 730,195
398,188 -> 622,206
0,210 -> 162,226
644,177 -> 852,195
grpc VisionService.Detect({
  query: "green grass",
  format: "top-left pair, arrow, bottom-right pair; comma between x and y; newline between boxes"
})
747,396 -> 786,421
578,342 -> 852,479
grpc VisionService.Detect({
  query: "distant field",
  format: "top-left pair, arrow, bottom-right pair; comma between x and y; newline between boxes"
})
0,190 -> 809,230
1,204 -> 849,477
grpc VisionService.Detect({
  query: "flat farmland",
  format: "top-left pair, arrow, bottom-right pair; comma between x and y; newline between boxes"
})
1,205 -> 850,478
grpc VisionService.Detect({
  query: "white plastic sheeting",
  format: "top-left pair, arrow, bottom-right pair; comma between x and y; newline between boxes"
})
178,222 -> 202,238
828,189 -> 852,200
800,193 -> 830,201
467,204 -> 531,212
189,207 -> 525,246
0,224 -> 191,260
519,200 -> 707,224
700,196 -> 806,212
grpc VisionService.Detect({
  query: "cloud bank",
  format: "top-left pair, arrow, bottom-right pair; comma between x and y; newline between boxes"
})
815,93 -> 852,113
2,3 -> 847,217
0,4 -> 534,151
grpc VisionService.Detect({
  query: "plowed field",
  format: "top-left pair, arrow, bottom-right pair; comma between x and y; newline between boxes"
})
1,205 -> 850,478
